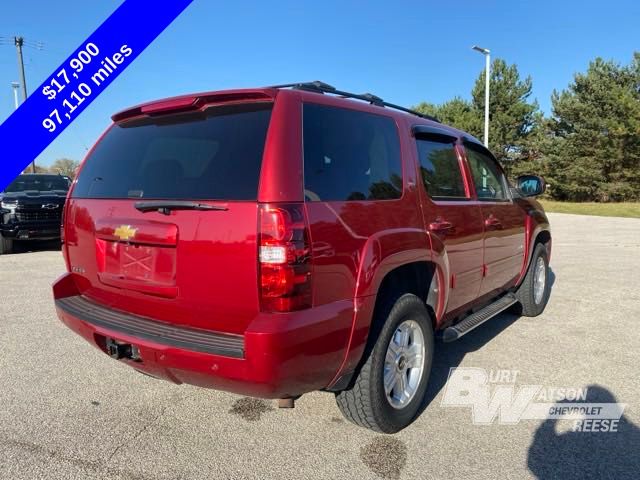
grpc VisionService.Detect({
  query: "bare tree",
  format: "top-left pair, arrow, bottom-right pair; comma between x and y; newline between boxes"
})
49,158 -> 80,178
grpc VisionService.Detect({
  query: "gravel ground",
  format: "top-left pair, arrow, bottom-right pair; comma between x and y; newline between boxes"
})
0,212 -> 638,479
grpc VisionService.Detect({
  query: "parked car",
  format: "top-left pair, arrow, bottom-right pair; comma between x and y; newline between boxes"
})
53,82 -> 551,433
0,174 -> 70,254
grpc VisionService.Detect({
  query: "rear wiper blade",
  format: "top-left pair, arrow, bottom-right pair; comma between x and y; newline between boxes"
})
134,200 -> 228,215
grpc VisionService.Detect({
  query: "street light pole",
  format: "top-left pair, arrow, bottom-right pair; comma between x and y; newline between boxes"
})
11,82 -> 20,109
472,45 -> 491,148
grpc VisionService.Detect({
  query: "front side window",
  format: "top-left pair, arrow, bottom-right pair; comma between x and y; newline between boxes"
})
416,139 -> 467,200
303,104 -> 403,201
465,144 -> 508,200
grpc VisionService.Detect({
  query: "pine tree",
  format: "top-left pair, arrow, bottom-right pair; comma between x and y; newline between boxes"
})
415,59 -> 540,177
545,53 -> 640,201
472,59 -> 539,170
414,97 -> 482,137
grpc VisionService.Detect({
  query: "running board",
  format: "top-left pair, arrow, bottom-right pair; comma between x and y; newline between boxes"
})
442,293 -> 518,342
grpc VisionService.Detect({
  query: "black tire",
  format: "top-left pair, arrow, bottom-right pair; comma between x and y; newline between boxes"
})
515,243 -> 550,317
335,293 -> 434,433
0,235 -> 13,255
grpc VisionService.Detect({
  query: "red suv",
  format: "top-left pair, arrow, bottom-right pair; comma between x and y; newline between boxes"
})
53,81 -> 551,433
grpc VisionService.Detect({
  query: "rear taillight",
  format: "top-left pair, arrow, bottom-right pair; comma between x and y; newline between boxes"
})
259,203 -> 312,312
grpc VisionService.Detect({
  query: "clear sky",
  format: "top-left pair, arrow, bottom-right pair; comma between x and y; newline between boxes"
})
1,0 -> 638,166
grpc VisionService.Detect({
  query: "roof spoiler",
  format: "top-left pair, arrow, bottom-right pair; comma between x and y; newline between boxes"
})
111,90 -> 275,123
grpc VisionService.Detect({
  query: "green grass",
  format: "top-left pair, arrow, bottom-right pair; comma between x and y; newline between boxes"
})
539,200 -> 640,219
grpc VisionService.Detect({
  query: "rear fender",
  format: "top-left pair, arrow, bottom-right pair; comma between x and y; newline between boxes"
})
354,228 -> 433,298
327,228 -> 434,386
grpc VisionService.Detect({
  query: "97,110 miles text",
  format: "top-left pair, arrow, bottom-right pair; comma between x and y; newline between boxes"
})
42,43 -> 133,133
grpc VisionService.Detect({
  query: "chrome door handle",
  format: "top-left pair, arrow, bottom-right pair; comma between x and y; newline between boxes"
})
429,219 -> 455,233
484,216 -> 502,230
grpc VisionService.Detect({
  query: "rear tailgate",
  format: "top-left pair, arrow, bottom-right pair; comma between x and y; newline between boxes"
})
63,100 -> 273,335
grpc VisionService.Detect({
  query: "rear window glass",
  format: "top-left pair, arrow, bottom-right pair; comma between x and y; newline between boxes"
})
72,103 -> 272,200
303,103 -> 402,201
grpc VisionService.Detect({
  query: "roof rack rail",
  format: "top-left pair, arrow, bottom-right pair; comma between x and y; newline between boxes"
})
269,81 -> 440,123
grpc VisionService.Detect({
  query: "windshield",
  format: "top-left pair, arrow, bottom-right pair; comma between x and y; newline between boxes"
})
72,102 -> 273,200
4,175 -> 70,193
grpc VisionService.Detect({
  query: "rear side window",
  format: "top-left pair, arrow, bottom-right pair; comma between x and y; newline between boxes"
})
303,104 -> 402,201
73,103 -> 272,200
416,139 -> 467,199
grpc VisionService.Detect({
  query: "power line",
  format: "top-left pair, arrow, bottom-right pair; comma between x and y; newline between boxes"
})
0,36 -> 44,49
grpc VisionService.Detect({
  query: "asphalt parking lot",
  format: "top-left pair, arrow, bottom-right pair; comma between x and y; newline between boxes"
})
1,212 -> 639,480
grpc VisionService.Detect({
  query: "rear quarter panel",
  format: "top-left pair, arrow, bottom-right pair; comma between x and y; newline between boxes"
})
303,107 -> 433,380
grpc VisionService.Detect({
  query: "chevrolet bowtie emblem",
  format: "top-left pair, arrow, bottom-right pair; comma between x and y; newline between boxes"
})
114,225 -> 137,242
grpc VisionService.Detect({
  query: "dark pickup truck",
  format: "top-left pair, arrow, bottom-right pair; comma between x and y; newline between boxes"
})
0,174 -> 70,254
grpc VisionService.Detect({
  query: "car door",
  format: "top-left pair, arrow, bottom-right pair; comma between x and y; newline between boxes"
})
414,129 -> 485,314
462,141 -> 526,298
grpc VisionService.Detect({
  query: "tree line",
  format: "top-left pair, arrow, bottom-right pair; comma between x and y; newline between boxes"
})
23,158 -> 80,178
415,52 -> 640,202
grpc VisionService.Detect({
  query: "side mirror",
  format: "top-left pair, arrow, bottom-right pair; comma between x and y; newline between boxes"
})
516,175 -> 546,197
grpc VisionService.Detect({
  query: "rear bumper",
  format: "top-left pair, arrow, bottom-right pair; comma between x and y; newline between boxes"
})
56,295 -> 245,358
53,273 -> 354,398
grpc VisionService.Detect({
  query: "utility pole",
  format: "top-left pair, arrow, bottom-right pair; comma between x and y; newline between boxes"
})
14,36 -> 36,173
472,45 -> 491,148
11,82 -> 20,109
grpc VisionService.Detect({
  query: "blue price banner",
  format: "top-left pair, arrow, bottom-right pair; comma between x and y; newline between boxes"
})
0,0 -> 193,191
